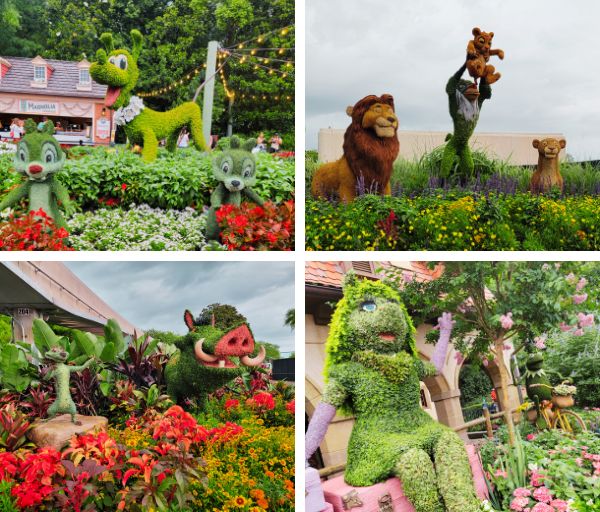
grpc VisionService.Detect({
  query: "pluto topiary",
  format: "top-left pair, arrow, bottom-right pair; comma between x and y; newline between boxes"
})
90,30 -> 209,162
440,63 -> 492,179
164,308 -> 266,406
305,272 -> 481,512
205,136 -> 265,241
0,119 -> 73,228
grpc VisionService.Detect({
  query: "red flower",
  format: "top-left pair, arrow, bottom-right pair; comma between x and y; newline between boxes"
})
286,400 -> 295,414
121,183 -> 127,190
246,391 -> 275,411
224,398 -> 239,410
0,452 -> 18,482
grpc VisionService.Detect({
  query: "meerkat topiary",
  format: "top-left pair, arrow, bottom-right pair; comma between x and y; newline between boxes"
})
205,136 -> 265,241
0,119 -> 73,228
305,273 -> 481,512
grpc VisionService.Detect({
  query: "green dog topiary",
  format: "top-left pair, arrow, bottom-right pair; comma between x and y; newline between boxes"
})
0,119 -> 73,228
440,63 -> 492,179
305,272 -> 481,512
90,30 -> 209,162
164,308 -> 266,406
205,136 -> 265,241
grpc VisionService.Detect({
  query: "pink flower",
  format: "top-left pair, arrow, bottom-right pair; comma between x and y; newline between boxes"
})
454,352 -> 464,364
530,470 -> 545,487
494,469 -> 508,478
577,312 -> 594,327
550,500 -> 569,512
532,487 -> 553,504
531,504 -> 554,512
500,312 -> 514,329
534,334 -> 547,350
559,322 -> 573,332
511,497 -> 530,511
526,434 -> 536,441
514,488 -> 532,497
573,328 -> 584,336
576,277 -> 588,291
573,293 -> 588,304
504,344 -> 513,351
565,273 -> 576,284
402,271 -> 414,283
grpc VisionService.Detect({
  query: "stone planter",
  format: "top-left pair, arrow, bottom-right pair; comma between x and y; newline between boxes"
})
552,395 -> 574,409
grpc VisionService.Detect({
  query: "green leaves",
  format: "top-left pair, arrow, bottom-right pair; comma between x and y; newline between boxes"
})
0,343 -> 34,392
32,319 -> 65,354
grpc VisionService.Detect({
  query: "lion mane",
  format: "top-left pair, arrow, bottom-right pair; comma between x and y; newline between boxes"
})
311,94 -> 400,203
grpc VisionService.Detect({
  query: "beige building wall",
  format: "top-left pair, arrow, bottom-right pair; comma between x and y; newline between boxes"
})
317,129 -> 566,166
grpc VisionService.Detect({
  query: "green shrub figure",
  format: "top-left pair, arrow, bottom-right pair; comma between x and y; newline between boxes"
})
165,308 -> 266,406
90,30 -> 208,162
524,352 -> 553,428
205,136 -> 265,241
305,273 -> 480,512
441,63 -> 492,178
0,119 -> 72,227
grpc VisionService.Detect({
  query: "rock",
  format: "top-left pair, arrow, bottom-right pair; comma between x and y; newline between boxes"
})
28,414 -> 108,450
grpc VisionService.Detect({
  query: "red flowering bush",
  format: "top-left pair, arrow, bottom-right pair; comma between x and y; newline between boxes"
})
286,399 -> 295,414
215,200 -> 294,250
224,398 -> 239,411
246,391 -> 276,411
0,209 -> 72,251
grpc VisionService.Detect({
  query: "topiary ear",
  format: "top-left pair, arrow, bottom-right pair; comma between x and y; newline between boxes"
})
472,27 -> 481,37
230,136 -> 241,149
184,310 -> 195,331
559,139 -> 566,149
24,119 -> 36,133
130,29 -> 143,60
346,106 -> 353,117
43,120 -> 55,135
532,139 -> 540,149
99,32 -> 114,53
342,270 -> 358,291
242,138 -> 255,152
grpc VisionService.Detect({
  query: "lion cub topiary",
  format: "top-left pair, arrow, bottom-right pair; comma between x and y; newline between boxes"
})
530,137 -> 566,193
205,136 -> 265,241
466,27 -> 504,84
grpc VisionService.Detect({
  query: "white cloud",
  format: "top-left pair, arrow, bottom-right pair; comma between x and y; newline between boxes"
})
306,0 -> 600,160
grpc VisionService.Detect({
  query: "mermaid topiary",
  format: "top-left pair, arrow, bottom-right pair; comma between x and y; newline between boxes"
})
0,119 -> 73,228
90,30 -> 209,162
205,136 -> 265,241
305,272 -> 481,512
440,63 -> 493,179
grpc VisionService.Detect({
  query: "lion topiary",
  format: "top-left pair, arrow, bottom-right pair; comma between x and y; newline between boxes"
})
310,94 -> 399,203
90,30 -> 209,162
530,137 -> 566,193
305,273 -> 481,512
0,119 -> 73,228
466,27 -> 504,85
205,136 -> 265,241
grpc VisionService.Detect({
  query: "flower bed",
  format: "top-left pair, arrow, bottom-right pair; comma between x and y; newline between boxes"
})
306,193 -> 600,251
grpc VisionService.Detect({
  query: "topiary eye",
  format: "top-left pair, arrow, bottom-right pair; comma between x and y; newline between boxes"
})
361,300 -> 377,312
243,165 -> 253,178
19,148 -> 27,161
42,143 -> 58,164
119,56 -> 127,70
221,162 -> 230,173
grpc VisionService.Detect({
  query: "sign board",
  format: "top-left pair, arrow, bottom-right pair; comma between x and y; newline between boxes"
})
19,100 -> 59,115
17,308 -> 30,316
96,118 -> 110,140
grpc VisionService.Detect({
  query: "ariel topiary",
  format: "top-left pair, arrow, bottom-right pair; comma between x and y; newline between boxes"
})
205,136 -> 265,241
305,272 -> 481,512
0,119 -> 73,228
90,30 -> 209,162
440,62 -> 493,179
164,308 -> 266,406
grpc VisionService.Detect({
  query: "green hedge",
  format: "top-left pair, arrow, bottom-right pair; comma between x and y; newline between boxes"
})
0,146 -> 294,210
306,193 -> 600,250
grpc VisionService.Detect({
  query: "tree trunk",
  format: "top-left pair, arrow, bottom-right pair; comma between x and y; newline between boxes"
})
495,337 -> 516,446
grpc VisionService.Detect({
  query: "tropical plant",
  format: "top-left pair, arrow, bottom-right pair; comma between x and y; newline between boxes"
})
0,404 -> 33,452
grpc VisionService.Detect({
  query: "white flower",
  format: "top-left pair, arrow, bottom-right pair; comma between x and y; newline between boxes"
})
113,96 -> 145,126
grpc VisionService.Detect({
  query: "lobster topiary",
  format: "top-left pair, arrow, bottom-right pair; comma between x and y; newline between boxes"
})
90,30 -> 209,162
205,136 -> 265,241
305,272 -> 481,512
164,308 -> 266,406
0,119 -> 73,228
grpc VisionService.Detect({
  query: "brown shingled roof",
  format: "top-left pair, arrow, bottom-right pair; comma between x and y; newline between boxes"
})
0,56 -> 107,99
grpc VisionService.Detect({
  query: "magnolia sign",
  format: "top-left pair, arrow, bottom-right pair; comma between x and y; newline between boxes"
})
19,100 -> 59,114
95,118 -> 110,140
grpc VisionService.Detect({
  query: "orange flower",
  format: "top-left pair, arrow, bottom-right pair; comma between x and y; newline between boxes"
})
250,489 -> 265,499
265,470 -> 275,478
257,497 -> 269,508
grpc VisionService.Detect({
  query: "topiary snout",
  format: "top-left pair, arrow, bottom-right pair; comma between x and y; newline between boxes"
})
194,323 -> 266,369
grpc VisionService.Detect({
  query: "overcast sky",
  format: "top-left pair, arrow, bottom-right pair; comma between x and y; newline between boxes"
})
306,0 -> 600,160
65,262 -> 295,354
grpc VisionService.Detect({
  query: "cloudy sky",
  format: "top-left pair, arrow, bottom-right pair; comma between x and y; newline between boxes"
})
65,262 -> 295,354
306,0 -> 600,160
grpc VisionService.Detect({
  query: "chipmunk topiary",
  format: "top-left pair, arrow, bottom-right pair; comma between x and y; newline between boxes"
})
305,273 -> 480,512
205,136 -> 265,241
0,119 -> 73,228
90,30 -> 208,162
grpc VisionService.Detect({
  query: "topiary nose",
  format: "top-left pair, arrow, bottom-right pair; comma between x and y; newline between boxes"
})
231,180 -> 240,187
29,164 -> 42,174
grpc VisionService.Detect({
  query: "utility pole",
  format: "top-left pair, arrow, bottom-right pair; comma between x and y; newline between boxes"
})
202,40 -> 219,148
226,96 -> 234,137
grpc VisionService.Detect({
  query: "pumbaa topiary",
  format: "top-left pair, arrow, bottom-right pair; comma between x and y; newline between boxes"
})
0,119 -> 73,228
205,136 -> 265,241
440,63 -> 492,179
164,308 -> 266,406
90,30 -> 209,162
305,272 -> 480,512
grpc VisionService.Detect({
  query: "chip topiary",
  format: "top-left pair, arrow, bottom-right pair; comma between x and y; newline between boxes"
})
0,119 -> 73,228
90,30 -> 209,162
305,272 -> 481,512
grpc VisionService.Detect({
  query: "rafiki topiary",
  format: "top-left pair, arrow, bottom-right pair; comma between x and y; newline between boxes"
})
440,63 -> 492,179
205,136 -> 265,241
90,30 -> 209,162
305,272 -> 481,512
0,119 -> 73,228
164,307 -> 266,406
